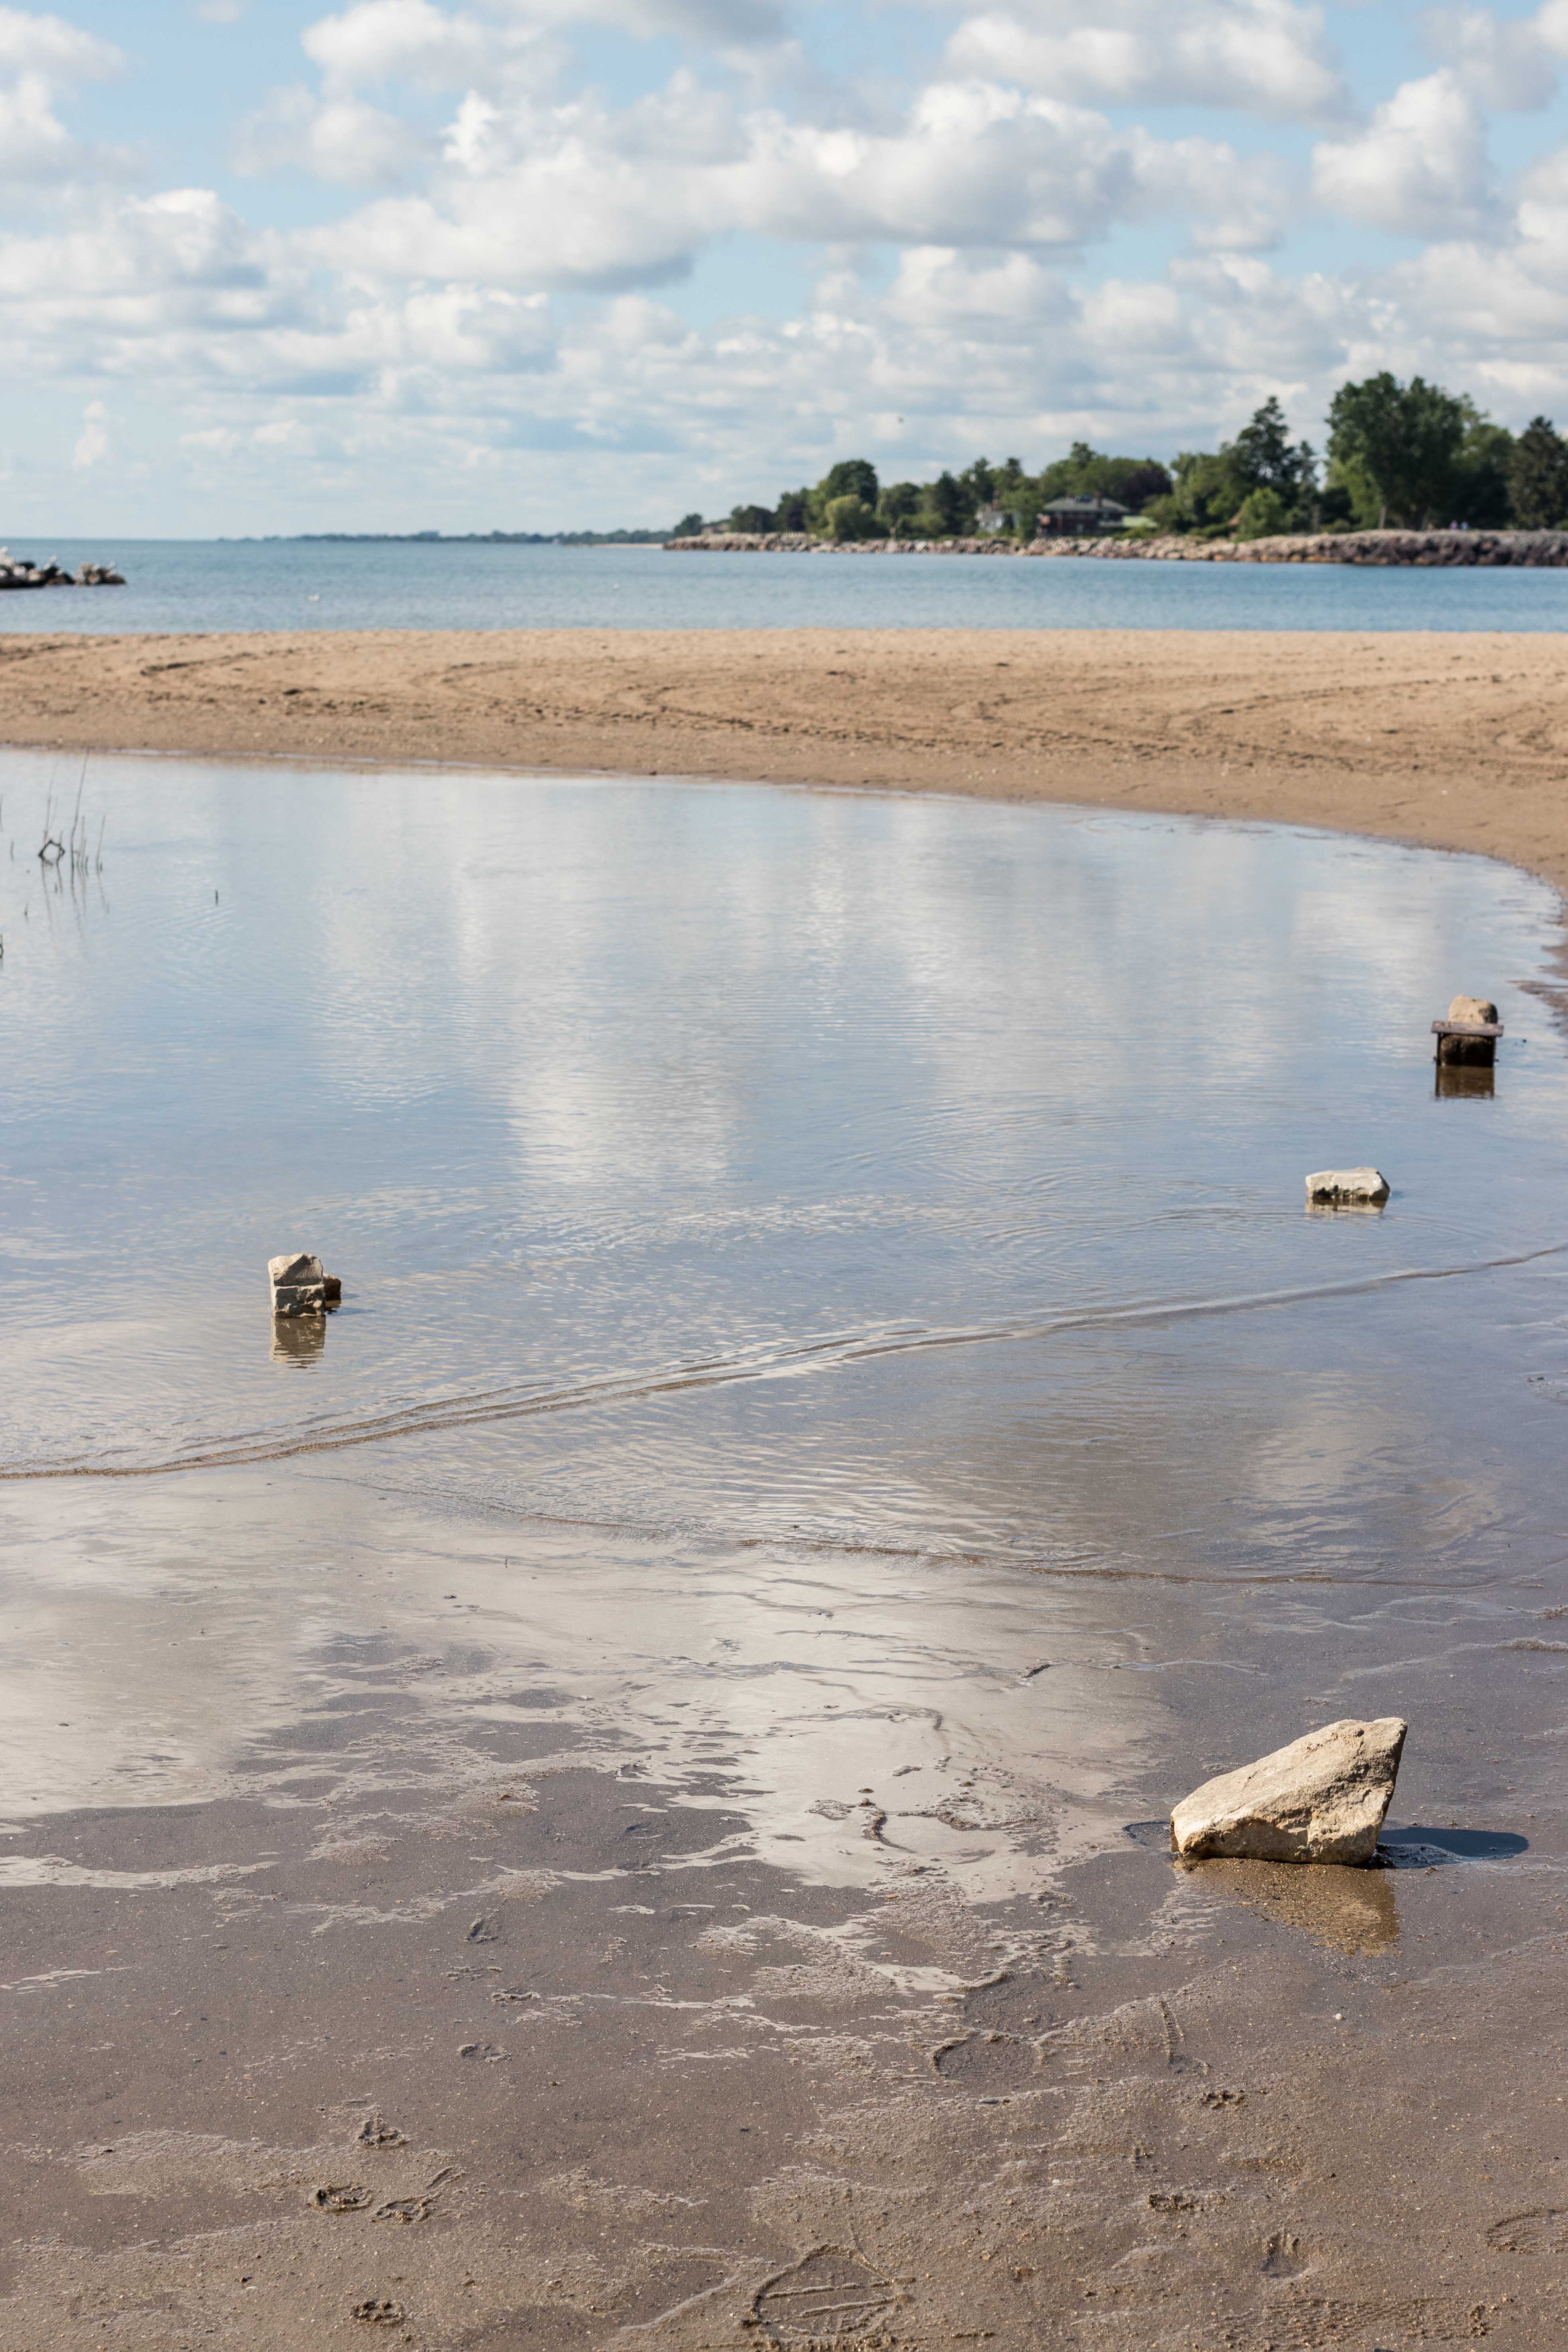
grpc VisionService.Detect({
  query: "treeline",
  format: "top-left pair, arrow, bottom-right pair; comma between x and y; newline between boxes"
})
690,379 -> 1568,543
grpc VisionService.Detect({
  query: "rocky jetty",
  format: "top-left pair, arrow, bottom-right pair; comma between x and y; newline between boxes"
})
1034,528 -> 1568,566
667,528 -> 1568,565
1171,1718 -> 1408,1865
0,549 -> 125,589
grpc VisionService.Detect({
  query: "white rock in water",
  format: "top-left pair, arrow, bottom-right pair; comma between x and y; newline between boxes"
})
1170,1717 -> 1408,1866
269,1250 -> 327,1316
1305,1167 -> 1389,1204
1448,994 -> 1498,1026
269,1252 -> 324,1286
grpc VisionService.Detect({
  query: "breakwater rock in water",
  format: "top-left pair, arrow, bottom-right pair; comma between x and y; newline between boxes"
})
667,528 -> 1568,566
0,552 -> 125,590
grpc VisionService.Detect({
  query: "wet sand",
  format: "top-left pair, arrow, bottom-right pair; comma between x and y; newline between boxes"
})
4,623 -> 1568,899
6,661 -> 1568,2346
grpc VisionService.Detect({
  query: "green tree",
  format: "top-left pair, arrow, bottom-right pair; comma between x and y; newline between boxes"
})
1223,397 -> 1315,513
1508,416 -> 1568,528
1450,404 -> 1514,528
1234,487 -> 1292,540
1326,373 -> 1468,528
1144,450 -> 1238,535
674,511 -> 704,537
918,470 -> 972,536
807,458 -> 879,528
729,502 -> 775,533
876,480 -> 924,535
774,487 -> 811,531
824,494 -> 880,541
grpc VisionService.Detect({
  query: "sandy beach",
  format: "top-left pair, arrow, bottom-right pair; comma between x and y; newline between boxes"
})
4,623 -> 1568,900
6,642 -> 1568,2350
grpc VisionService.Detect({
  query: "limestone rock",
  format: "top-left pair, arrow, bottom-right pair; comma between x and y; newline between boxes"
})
268,1253 -> 324,1287
269,1251 -> 328,1315
1448,994 -> 1499,1026
1305,1167 -> 1389,1204
1170,1717 -> 1408,1866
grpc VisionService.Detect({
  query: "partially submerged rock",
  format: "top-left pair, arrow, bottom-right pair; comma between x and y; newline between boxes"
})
1306,1166 -> 1389,1205
1171,1717 -> 1408,1866
268,1250 -> 338,1316
1435,992 -> 1502,1067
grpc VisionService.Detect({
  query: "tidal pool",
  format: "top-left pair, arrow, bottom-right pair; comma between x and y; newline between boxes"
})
3,748 -> 1568,1869
5,751 -> 1568,2347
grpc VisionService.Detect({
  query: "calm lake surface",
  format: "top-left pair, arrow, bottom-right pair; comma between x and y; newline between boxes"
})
7,537 -> 1568,633
3,748 -> 1568,1914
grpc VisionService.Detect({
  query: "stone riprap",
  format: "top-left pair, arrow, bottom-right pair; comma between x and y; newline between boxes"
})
665,529 -> 1568,565
1305,1167 -> 1390,1204
268,1251 -> 339,1316
0,553 -> 125,589
1171,1717 -> 1408,1865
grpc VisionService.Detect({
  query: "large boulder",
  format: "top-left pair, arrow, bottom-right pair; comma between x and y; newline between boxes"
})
1170,1717 -> 1408,1866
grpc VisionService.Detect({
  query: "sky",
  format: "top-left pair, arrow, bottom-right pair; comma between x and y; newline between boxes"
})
4,0 -> 1568,533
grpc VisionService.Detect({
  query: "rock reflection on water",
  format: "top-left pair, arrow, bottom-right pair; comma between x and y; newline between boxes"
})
270,1314 -> 327,1363
1435,1061 -> 1496,1100
1183,1855 -> 1400,1955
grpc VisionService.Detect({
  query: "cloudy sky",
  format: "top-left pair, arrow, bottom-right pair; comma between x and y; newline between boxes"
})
3,0 -> 1567,533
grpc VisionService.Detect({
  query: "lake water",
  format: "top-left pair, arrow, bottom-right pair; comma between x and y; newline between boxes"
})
3,747 -> 1568,1905
6,537 -> 1568,633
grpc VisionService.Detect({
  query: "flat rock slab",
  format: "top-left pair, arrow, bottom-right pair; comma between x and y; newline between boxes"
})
1306,1167 -> 1389,1204
1171,1717 -> 1408,1865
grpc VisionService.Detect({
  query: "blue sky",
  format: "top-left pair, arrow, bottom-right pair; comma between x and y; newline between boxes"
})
4,0 -> 1568,532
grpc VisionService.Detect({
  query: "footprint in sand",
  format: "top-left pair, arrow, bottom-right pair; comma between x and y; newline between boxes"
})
753,2248 -> 895,2346
356,2115 -> 407,2149
1487,2209 -> 1568,2254
351,2299 -> 406,2325
458,2040 -> 507,2063
312,2183 -> 373,2212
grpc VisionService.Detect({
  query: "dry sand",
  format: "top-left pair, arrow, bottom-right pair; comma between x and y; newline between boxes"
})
4,623 -> 1568,899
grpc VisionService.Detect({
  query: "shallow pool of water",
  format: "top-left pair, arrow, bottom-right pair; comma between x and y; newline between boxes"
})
2,750 -> 1567,1894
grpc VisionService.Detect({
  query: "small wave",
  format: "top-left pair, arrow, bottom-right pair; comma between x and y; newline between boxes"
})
6,1239 -> 1564,1482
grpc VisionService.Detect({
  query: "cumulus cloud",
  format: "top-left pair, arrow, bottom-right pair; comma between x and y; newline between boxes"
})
8,0 -> 1568,529
0,5 -> 122,181
1311,69 -> 1497,237
1422,4 -> 1558,110
235,85 -> 427,183
947,0 -> 1349,122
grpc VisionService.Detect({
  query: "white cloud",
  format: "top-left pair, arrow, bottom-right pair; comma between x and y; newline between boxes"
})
7,0 -> 1568,530
947,0 -> 1349,122
1311,69 -> 1496,237
1422,4 -> 1556,110
0,6 -> 122,182
235,86 -> 427,183
71,398 -> 108,469
302,0 -> 499,90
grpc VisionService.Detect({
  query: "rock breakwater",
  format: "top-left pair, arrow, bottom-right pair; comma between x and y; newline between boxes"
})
0,551 -> 124,590
667,528 -> 1568,566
